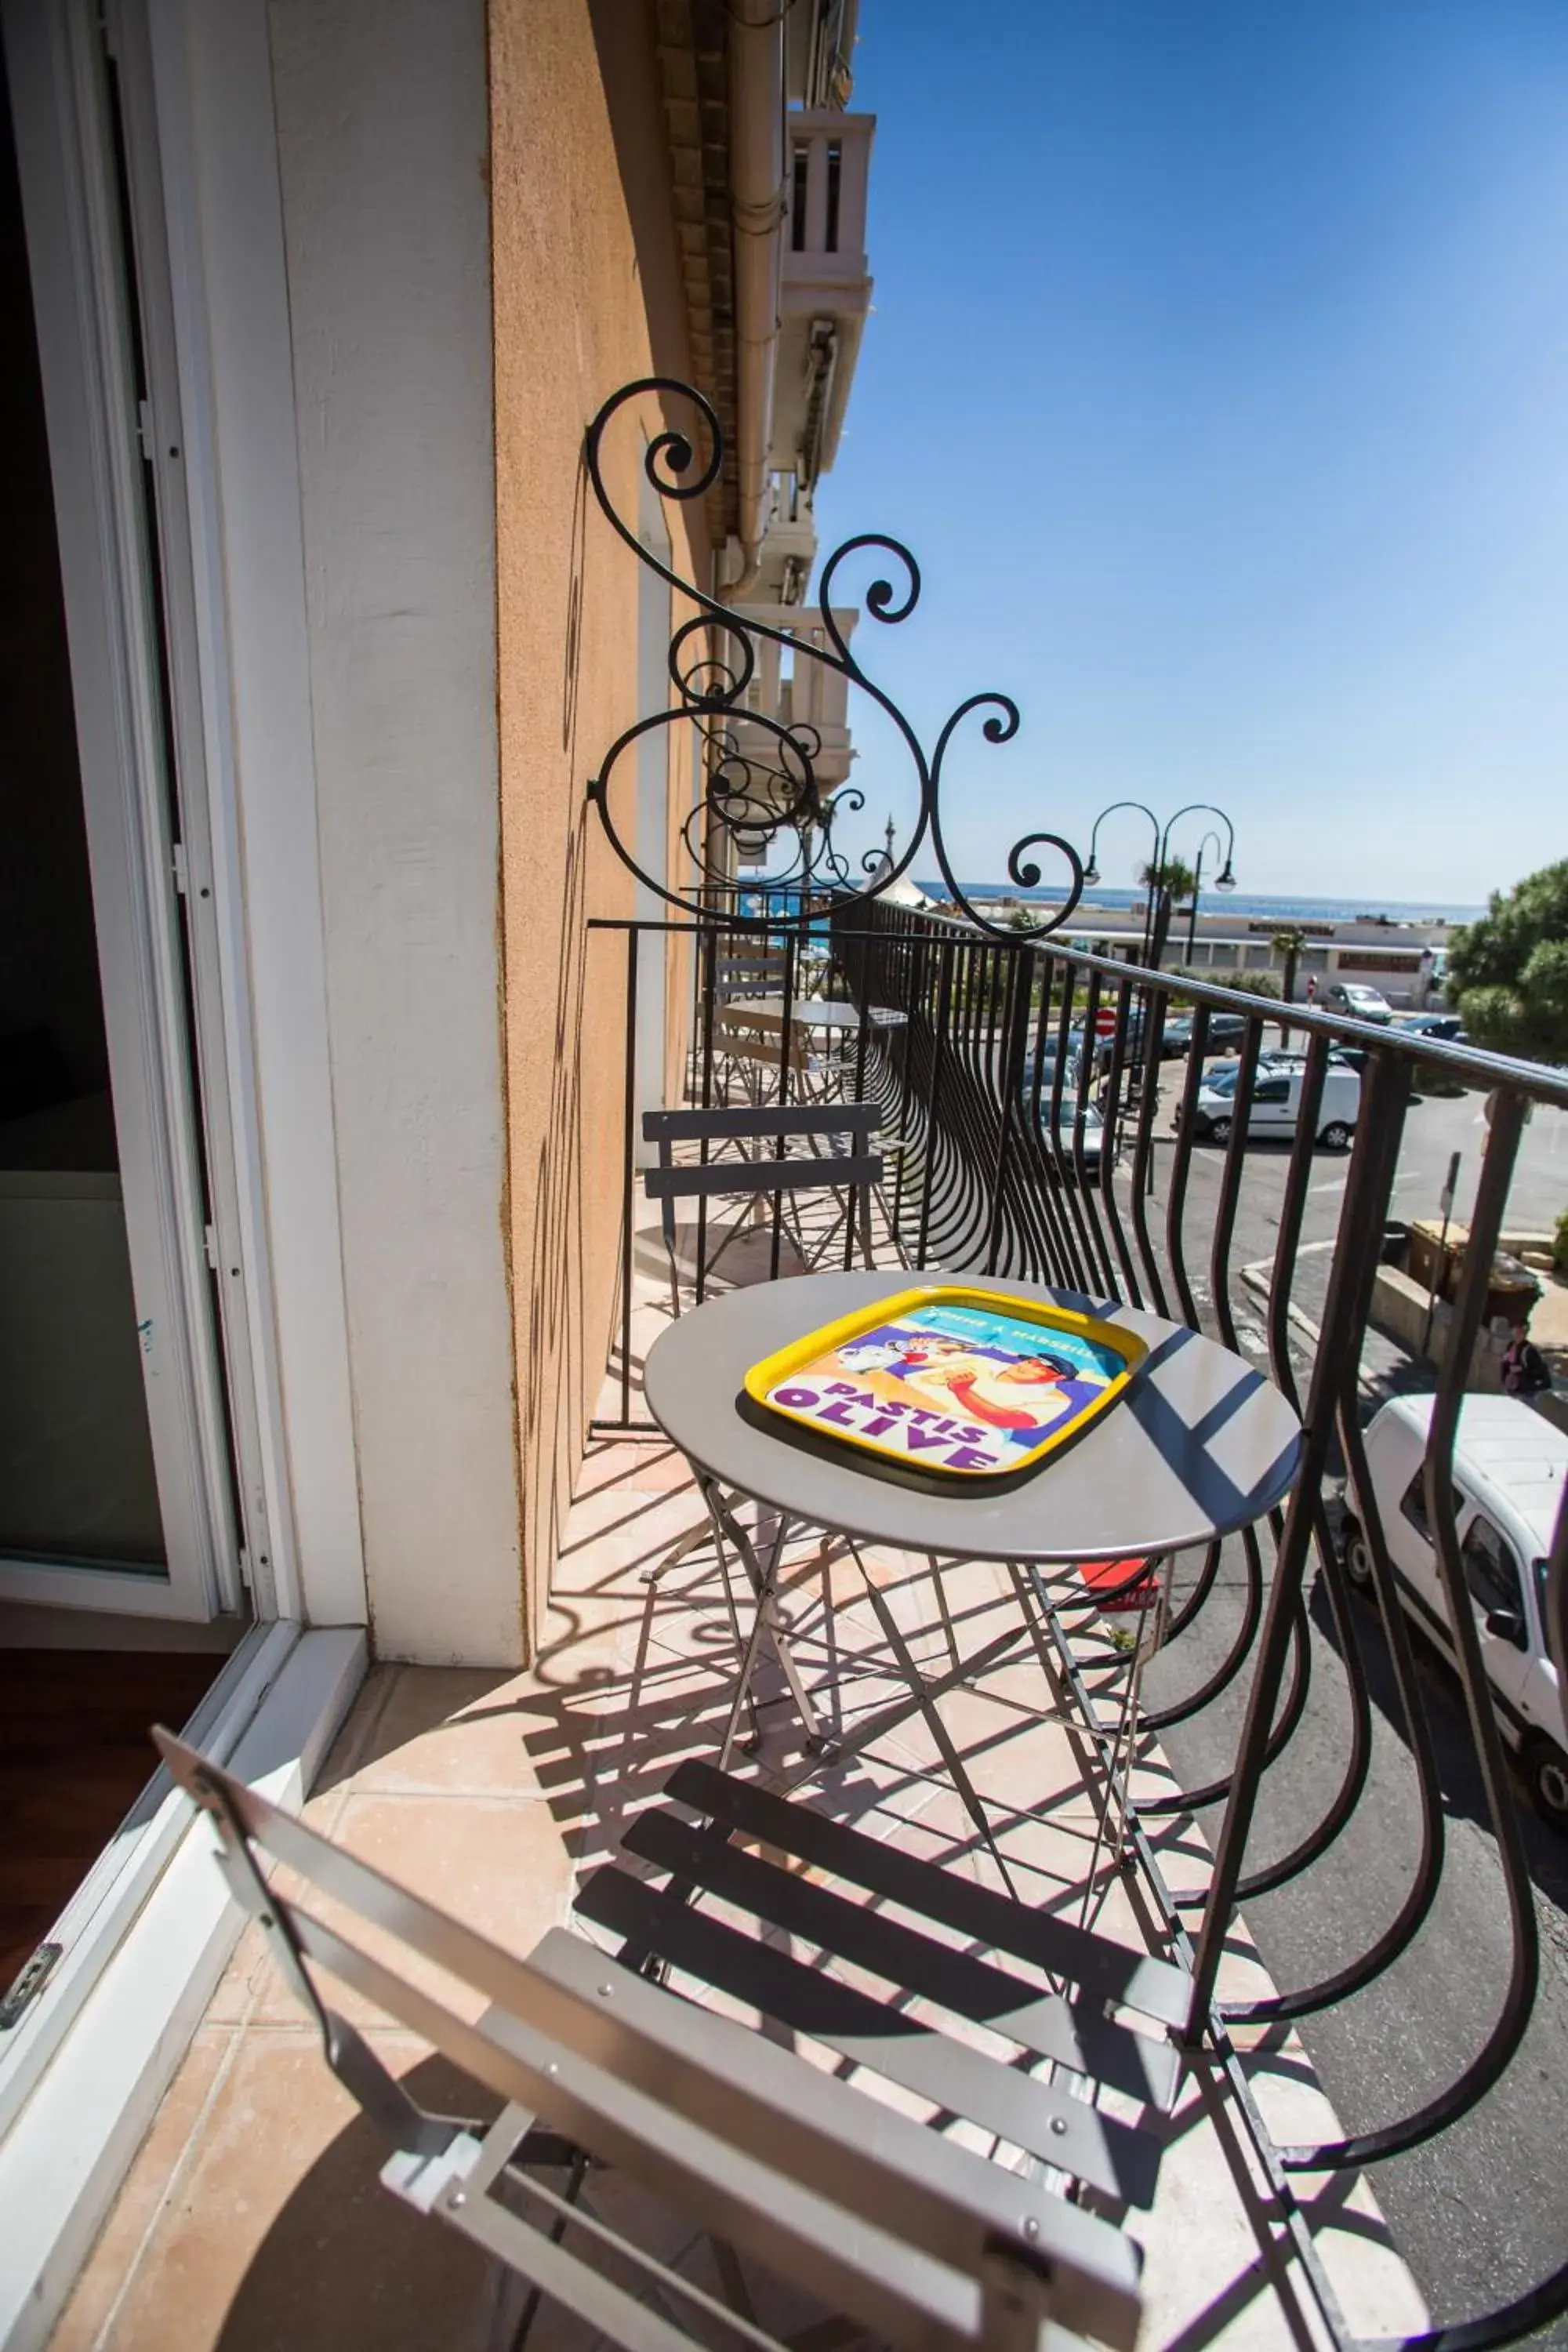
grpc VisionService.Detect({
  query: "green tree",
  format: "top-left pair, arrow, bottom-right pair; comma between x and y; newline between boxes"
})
1138,859 -> 1198,966
1138,858 -> 1198,906
1448,862 -> 1568,1065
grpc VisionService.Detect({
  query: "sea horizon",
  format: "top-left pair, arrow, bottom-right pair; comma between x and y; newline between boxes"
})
917,882 -> 1486,925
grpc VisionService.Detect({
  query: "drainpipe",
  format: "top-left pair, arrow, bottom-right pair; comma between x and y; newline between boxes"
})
728,0 -> 786,593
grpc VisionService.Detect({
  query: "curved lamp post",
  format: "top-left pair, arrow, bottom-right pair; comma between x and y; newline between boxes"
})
1082,801 -> 1160,962
1185,826 -> 1236,960
1082,800 -> 1236,966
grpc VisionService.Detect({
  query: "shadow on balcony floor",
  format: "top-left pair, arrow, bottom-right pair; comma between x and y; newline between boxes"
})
53,1392 -> 1428,2351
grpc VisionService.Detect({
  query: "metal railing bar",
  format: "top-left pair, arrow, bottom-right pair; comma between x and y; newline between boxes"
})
1160,1003 -> 1211,1329
915,937 -> 954,1269
1278,1087 -> 1539,2171
1040,960 -> 1102,1292
1123,982 -> 1171,1318
1185,1048 -> 1414,2024
619,928 -> 640,1423
1221,1052 -> 1409,1926
982,949 -> 1028,1273
1066,967 -> 1119,1294
1261,1034 -> 1332,1416
1138,1542 -> 1308,1817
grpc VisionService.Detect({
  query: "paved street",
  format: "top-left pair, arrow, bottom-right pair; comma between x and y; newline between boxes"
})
1131,1052 -> 1568,2343
1142,1036 -> 1568,1267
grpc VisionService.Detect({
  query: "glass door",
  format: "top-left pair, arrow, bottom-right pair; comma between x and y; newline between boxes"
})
0,5 -> 242,1621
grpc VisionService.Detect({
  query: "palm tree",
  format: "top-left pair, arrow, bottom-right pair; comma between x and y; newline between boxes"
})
1138,857 -> 1198,904
1137,859 -> 1199,966
1272,927 -> 1308,1044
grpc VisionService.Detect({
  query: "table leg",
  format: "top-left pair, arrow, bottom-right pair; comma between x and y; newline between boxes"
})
826,1541 -> 1020,1898
697,1478 -> 826,1764
1007,1558 -> 1172,1927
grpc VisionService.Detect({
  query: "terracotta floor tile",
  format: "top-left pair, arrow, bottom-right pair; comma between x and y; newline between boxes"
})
238,1791 -> 575,2032
51,2027 -> 235,2352
307,1664 -> 397,1798
69,2034 -> 503,2352
554,1483 -> 710,1570
341,1665 -> 554,1798
205,1919 -> 270,2030
571,1439 -> 696,1497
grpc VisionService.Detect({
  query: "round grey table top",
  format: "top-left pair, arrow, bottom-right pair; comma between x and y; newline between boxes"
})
643,1270 -> 1302,1563
729,996 -> 908,1032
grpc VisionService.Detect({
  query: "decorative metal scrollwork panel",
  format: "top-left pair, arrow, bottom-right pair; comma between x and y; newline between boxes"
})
583,378 -> 1085,940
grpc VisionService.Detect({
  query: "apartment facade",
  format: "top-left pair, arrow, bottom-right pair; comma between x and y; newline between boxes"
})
0,2 -> 873,2336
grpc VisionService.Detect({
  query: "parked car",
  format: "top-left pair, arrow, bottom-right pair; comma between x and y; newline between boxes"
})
1324,981 -> 1395,1024
1155,1009 -> 1250,1059
1338,1395 -> 1568,1828
1026,1084 -> 1105,1175
1030,1036 -> 1083,1091
1394,1012 -> 1467,1043
1084,1007 -> 1247,1075
1178,1058 -> 1360,1149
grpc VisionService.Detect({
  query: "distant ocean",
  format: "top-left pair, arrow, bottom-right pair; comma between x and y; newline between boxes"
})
920,884 -> 1486,925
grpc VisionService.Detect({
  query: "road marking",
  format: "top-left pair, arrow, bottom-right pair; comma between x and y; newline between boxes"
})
1309,1178 -> 1346,1196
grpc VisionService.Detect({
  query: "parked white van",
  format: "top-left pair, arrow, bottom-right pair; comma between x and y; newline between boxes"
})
1183,1059 -> 1360,1150
1339,1395 -> 1568,1827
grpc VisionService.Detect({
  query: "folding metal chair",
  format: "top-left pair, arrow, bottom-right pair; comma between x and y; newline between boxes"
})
642,1102 -> 881,1314
710,1004 -> 811,1102
637,1102 -> 883,1753
156,1731 -> 1185,2352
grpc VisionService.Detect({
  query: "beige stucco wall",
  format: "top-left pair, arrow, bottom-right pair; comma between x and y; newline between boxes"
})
490,0 -> 707,1646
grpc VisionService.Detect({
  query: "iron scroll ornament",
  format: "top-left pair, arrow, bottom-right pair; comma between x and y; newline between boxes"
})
583,378 -> 1086,942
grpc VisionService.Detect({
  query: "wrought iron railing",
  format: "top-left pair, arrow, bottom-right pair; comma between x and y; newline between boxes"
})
830,895 -> 1568,2352
591,895 -> 1568,2352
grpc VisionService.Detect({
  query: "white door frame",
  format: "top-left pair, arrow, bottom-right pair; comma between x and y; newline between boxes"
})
3,0 -> 368,1634
2,0 -> 238,1618
0,0 -> 372,2259
141,0 -> 368,1632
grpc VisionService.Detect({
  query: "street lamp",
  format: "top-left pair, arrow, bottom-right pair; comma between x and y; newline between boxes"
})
1185,828 -> 1236,961
1145,804 -> 1236,969
1080,800 -> 1236,967
1080,801 -> 1160,960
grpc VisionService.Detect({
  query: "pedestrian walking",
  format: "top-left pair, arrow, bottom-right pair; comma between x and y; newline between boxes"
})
1501,1328 -> 1552,1399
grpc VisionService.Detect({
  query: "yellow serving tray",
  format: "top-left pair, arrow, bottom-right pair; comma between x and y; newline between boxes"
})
742,1285 -> 1148,1485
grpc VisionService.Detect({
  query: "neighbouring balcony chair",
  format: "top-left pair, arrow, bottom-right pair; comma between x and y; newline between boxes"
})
156,1731 -> 1186,2352
710,1004 -> 811,1101
642,1101 -> 882,1318
713,944 -> 790,1004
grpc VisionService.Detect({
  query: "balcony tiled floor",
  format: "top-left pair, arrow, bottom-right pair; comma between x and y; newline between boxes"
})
54,1201 -> 1428,2352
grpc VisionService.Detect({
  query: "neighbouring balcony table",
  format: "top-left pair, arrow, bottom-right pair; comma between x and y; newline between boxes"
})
642,1268 -> 1302,1834
723,995 -> 908,1102
724,993 -> 909,1044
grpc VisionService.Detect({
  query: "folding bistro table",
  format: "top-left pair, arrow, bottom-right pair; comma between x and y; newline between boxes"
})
643,1269 -> 1302,1850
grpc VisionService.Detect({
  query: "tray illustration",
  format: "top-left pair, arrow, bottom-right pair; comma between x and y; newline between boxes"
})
742,1287 -> 1147,1483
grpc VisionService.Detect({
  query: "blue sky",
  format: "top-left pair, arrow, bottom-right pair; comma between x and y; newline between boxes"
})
811,0 -> 1568,905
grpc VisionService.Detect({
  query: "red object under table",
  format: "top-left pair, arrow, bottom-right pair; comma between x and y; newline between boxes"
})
1078,1557 -> 1158,1613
